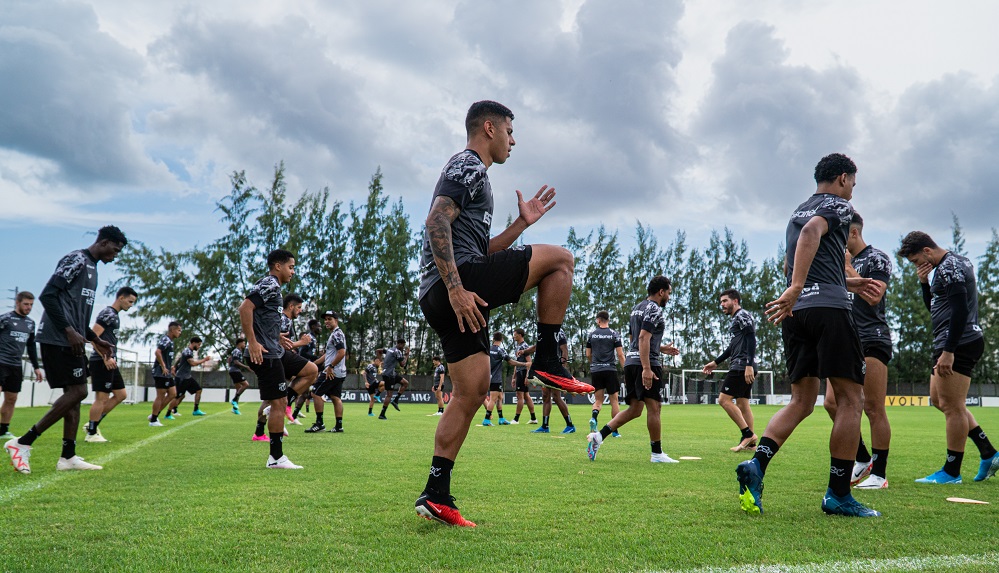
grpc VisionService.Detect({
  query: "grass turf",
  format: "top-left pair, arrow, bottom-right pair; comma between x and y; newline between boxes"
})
1,402 -> 997,572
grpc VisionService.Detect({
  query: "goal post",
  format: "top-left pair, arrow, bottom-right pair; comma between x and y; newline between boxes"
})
669,369 -> 773,404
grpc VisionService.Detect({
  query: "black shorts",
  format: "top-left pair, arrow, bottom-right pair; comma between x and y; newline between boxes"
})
782,307 -> 865,385
432,378 -> 445,392
383,373 -> 403,390
590,370 -> 620,394
862,341 -> 892,366
623,364 -> 663,403
514,370 -> 529,392
228,370 -> 246,385
719,368 -> 753,400
176,377 -> 202,395
932,337 -> 985,378
420,246 -> 533,363
90,359 -> 125,392
40,343 -> 88,389
366,380 -> 381,394
313,373 -> 346,399
153,375 -> 174,389
250,351 -> 310,401
0,363 -> 25,393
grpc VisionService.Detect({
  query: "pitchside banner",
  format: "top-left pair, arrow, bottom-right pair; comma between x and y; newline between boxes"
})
336,390 -> 612,405
882,396 -> 981,407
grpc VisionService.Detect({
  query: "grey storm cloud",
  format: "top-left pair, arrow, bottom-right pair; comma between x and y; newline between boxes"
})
692,21 -> 864,213
0,1 -> 157,186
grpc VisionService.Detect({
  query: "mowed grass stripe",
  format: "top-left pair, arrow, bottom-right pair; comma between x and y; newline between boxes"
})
657,552 -> 999,573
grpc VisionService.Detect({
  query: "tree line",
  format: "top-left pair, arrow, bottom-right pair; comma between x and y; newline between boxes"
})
111,165 -> 999,390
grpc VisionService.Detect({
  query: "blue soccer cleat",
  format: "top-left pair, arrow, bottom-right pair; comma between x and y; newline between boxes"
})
821,488 -> 881,517
589,418 -> 598,432
915,468 -> 962,484
736,459 -> 764,515
498,418 -> 510,426
586,432 -> 602,461
562,426 -> 576,434
974,452 -> 999,482
481,419 -> 493,427
531,426 -> 550,434
612,430 -> 622,438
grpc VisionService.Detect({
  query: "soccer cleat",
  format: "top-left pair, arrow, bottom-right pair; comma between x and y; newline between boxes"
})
57,456 -> 103,471
651,453 -> 679,463
329,428 -> 344,433
171,411 -> 181,417
612,431 -> 622,438
915,468 -> 962,484
851,460 -> 873,486
251,434 -> 269,442
527,361 -> 595,395
282,426 -> 289,437
527,419 -> 539,425
164,414 -> 175,421
531,426 -> 550,434
731,434 -> 758,452
586,432 -> 603,461
498,418 -> 510,425
192,409 -> 206,416
305,423 -> 325,433
378,415 -> 388,420
973,452 -> 999,482
415,492 -> 476,527
287,418 -> 303,426
392,401 -> 401,411
149,419 -> 164,427
231,399 -> 239,409
854,475 -> 888,489
5,438 -> 31,474
0,431 -> 15,440
232,406 -> 241,415
508,419 -> 519,424
266,455 -> 303,469
736,458 -> 765,515
433,412 -> 444,416
368,412 -> 374,417
375,395 -> 382,403
821,488 -> 881,517
84,432 -> 108,443
285,406 -> 294,420
562,426 -> 576,434
589,418 -> 598,432
482,419 -> 493,427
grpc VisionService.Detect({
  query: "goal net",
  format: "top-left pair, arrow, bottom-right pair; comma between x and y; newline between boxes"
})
667,369 -> 773,404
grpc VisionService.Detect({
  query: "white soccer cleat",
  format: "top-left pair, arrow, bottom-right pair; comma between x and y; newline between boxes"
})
854,475 -> 888,489
84,433 -> 108,443
282,426 -> 289,437
57,456 -> 103,471
5,438 -> 31,474
508,419 -> 518,424
149,420 -> 164,427
650,453 -> 679,464
586,432 -> 603,461
851,460 -> 873,485
288,418 -> 303,426
263,405 -> 272,416
266,455 -> 303,469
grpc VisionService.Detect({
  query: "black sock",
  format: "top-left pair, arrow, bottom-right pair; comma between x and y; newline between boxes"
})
368,407 -> 373,414
514,413 -> 520,422
234,388 -> 245,401
564,414 -> 573,427
269,433 -> 284,459
829,457 -> 853,497
293,406 -> 302,418
753,437 -> 780,474
740,426 -> 754,440
424,456 -> 454,499
150,414 -> 158,423
968,426 -> 998,459
380,404 -> 388,415
944,449 -> 964,477
0,423 -> 8,434
438,407 -> 444,413
335,417 -> 342,429
651,440 -> 663,454
316,412 -> 324,425
542,415 -> 550,429
18,426 -> 40,446
86,421 -> 97,435
497,408 -> 504,418
254,421 -> 266,437
591,409 -> 599,421
61,439 -> 76,459
600,425 -> 613,440
871,448 -> 889,479
393,394 -> 400,404
535,323 -> 562,361
856,437 -> 872,463
530,412 -> 537,421
484,411 -> 492,420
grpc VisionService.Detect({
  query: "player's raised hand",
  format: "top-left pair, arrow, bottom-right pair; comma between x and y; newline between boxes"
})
516,185 -> 556,226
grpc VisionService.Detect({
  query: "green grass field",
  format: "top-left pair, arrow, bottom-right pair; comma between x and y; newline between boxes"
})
2,402 -> 997,572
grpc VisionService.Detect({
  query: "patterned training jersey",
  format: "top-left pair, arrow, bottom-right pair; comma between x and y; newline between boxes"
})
246,275 -> 284,359
176,347 -> 195,379
89,306 -> 120,362
324,327 -> 347,378
850,245 -> 892,345
587,327 -> 623,372
364,363 -> 379,386
228,347 -> 244,373
0,311 -> 36,368
784,193 -> 854,311
625,299 -> 667,367
418,150 -> 498,300
930,252 -> 983,350
434,363 -> 446,382
514,341 -> 530,373
715,308 -> 757,370
152,334 -> 174,377
489,344 -> 511,384
382,347 -> 405,376
36,249 -> 99,346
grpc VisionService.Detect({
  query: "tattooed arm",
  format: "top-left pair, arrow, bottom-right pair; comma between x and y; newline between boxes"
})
427,195 -> 487,333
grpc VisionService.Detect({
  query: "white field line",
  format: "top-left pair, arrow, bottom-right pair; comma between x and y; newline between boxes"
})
0,412 -> 225,504
653,552 -> 999,573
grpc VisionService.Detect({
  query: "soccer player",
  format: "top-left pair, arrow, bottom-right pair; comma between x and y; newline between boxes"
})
377,339 -> 410,419
736,153 -> 881,518
509,328 -> 536,424
482,332 -> 527,426
586,310 -> 626,434
306,311 -> 347,433
280,293 -> 312,425
84,286 -> 138,442
239,249 -> 318,469
5,225 -> 125,474
701,289 -> 758,452
527,329 -> 577,434
364,353 -> 384,417
414,101 -> 593,526
167,337 -> 212,416
0,292 -> 44,440
822,212 -> 894,488
228,337 -> 250,414
586,276 -> 681,463
432,356 -> 446,415
291,318 -> 323,419
899,231 -> 999,484
149,322 -> 181,426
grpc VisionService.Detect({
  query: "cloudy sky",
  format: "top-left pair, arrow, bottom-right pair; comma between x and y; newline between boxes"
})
3,0 -> 999,346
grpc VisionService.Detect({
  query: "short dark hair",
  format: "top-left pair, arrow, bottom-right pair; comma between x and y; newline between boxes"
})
850,211 -> 864,230
814,153 -> 857,184
267,249 -> 295,268
596,310 -> 610,321
236,337 -> 245,345
190,336 -> 202,344
433,355 -> 441,362
116,286 -> 138,299
396,338 -> 406,345
647,275 -> 672,295
168,321 -> 181,329
720,288 -> 741,303
513,327 -> 525,337
307,319 -> 319,328
465,100 -> 514,137
97,225 -> 128,246
15,291 -> 34,302
493,332 -> 504,342
283,293 -> 303,309
898,231 -> 939,257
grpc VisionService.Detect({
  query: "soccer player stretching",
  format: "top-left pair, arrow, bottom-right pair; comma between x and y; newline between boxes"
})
899,231 -> 999,484
586,310 -> 626,434
431,356 -> 446,415
85,286 -> 138,442
702,289 -> 758,452
0,292 -> 43,440
415,100 -> 592,527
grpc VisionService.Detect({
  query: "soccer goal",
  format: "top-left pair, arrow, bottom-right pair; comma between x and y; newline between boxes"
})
668,369 -> 773,405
